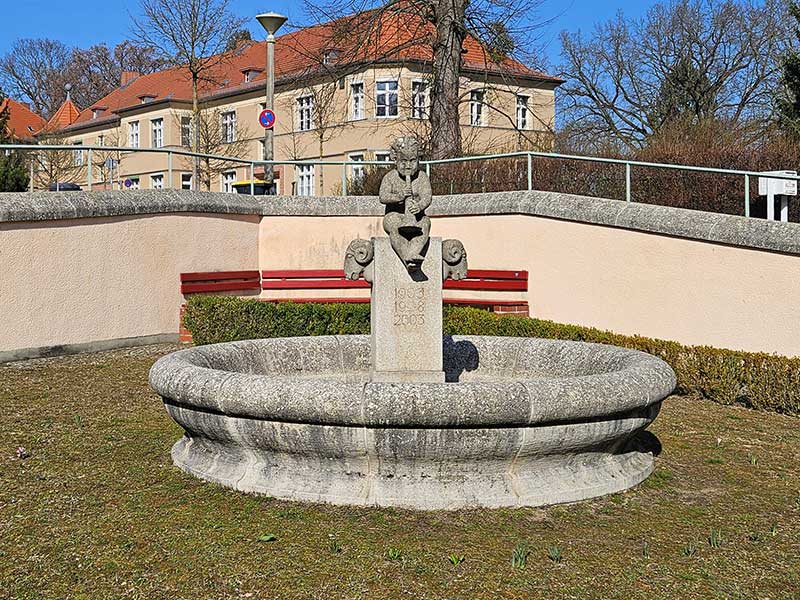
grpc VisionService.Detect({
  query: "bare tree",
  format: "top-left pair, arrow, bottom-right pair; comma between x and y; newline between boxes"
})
133,0 -> 245,189
0,39 -> 72,118
559,0 -> 790,150
66,42 -> 165,108
298,0 -> 549,159
91,130 -> 124,190
32,134 -> 86,189
174,105 -> 253,191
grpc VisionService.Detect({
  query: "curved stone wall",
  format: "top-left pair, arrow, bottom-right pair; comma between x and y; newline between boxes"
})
2,189 -> 800,360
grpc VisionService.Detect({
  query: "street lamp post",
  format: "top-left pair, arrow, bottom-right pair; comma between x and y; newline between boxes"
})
256,12 -> 288,193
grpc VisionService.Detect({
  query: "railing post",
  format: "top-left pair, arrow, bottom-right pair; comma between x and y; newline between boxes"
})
625,162 -> 632,202
250,162 -> 255,195
744,174 -> 750,218
527,153 -> 532,191
426,162 -> 431,178
87,148 -> 93,192
167,151 -> 173,190
342,163 -> 348,197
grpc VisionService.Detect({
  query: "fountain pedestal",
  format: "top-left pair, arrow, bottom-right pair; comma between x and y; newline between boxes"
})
370,237 -> 444,383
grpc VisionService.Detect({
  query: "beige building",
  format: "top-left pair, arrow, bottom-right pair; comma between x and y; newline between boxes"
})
41,13 -> 562,195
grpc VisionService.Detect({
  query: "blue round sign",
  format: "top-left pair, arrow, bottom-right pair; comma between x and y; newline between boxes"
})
259,108 -> 276,129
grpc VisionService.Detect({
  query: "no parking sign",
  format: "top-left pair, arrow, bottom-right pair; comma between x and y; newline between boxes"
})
259,108 -> 276,129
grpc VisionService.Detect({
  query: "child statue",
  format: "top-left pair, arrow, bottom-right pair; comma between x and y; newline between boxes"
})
378,136 -> 432,271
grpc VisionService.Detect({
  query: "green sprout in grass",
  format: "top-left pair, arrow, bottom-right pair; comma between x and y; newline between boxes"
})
328,540 -> 342,554
708,529 -> 723,549
747,531 -> 762,543
748,454 -> 759,466
511,543 -> 530,569
386,547 -> 402,561
682,542 -> 698,557
770,522 -> 779,536
547,545 -> 562,564
257,533 -> 277,543
447,553 -> 465,566
642,541 -> 650,559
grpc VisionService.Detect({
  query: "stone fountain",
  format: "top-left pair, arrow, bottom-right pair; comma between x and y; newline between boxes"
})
150,137 -> 675,510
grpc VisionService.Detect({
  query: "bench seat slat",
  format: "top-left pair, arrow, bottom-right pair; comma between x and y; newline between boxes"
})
444,280 -> 528,291
260,297 -> 528,307
182,280 -> 262,294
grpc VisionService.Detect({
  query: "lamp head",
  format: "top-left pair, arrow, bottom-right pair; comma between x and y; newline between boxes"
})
256,12 -> 288,36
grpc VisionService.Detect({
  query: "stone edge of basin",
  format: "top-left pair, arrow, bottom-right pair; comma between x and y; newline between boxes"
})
149,334 -> 677,429
2,189 -> 799,257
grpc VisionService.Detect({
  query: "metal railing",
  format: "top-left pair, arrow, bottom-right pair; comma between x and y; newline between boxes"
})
3,143 -> 799,219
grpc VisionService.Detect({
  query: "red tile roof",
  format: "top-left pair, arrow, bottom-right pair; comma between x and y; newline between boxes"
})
1,98 -> 46,139
62,10 -> 562,132
40,99 -> 81,134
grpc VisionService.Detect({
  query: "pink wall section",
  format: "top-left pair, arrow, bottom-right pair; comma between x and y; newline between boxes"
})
2,209 -> 799,359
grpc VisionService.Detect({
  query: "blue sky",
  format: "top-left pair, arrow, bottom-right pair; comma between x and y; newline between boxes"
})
0,0 -> 658,67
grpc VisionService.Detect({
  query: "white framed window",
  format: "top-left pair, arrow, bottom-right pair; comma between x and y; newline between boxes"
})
375,151 -> 391,162
181,173 -> 193,190
181,116 -> 192,147
349,153 -> 365,182
516,95 -> 529,130
296,164 -> 315,196
73,141 -> 83,166
151,118 -> 164,148
221,111 -> 237,144
128,121 -> 140,148
470,90 -> 485,126
411,81 -> 428,119
128,177 -> 140,190
150,173 -> 164,190
351,82 -> 365,120
297,96 -> 314,131
376,80 -> 398,118
221,170 -> 237,193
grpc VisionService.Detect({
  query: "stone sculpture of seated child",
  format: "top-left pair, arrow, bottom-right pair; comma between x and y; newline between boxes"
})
378,136 -> 432,271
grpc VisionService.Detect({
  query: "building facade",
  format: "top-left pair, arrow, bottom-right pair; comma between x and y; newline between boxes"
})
41,15 -> 562,195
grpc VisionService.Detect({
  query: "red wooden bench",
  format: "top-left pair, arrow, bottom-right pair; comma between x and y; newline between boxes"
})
179,268 -> 529,342
260,268 -> 528,312
180,270 -> 262,294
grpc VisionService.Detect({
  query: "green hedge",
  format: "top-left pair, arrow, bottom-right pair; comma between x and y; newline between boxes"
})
183,296 -> 800,416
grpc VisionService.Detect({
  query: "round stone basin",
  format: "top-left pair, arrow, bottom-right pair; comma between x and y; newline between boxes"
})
149,335 -> 676,510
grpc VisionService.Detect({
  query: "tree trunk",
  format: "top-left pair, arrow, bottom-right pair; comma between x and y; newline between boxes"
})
192,74 -> 200,191
430,0 -> 467,159
318,133 -> 324,195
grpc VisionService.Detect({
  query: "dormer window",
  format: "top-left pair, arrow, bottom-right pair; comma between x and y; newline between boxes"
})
241,67 -> 263,83
91,106 -> 107,120
322,49 -> 341,65
139,94 -> 157,104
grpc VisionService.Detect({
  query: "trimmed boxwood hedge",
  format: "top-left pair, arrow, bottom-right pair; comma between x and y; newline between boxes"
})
183,295 -> 800,416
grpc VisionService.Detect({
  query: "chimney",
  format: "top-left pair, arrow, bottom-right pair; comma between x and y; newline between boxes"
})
121,71 -> 141,87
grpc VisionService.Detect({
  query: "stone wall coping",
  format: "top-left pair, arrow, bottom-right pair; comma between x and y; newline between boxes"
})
2,189 -> 799,256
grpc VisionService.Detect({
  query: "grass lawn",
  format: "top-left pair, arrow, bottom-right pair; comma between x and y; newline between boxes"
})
1,344 -> 799,600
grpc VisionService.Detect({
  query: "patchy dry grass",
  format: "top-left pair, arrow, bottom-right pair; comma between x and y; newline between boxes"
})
1,345 -> 799,599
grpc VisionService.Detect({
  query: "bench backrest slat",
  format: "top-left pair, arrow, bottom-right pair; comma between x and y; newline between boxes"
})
181,270 -> 261,283
181,268 -> 528,295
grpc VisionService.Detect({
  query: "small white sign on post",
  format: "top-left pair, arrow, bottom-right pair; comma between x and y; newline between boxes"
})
758,170 -> 797,222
